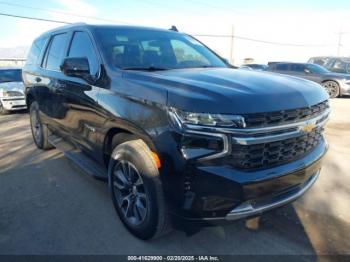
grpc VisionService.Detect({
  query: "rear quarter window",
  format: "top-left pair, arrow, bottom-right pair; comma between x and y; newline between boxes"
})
26,37 -> 48,66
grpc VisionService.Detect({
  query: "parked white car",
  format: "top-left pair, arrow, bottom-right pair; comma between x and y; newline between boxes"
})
0,68 -> 27,115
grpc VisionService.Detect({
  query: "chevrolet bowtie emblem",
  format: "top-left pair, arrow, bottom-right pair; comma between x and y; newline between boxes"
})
301,123 -> 316,133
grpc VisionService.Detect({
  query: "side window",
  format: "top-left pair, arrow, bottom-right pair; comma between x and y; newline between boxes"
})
332,60 -> 347,73
275,64 -> 289,71
44,33 -> 68,71
68,31 -> 98,75
170,39 -> 210,66
290,64 -> 305,72
26,37 -> 48,66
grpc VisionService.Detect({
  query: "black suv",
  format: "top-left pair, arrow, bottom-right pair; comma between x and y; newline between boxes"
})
23,24 -> 329,239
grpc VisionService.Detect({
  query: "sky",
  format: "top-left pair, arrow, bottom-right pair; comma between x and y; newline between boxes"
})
0,0 -> 350,64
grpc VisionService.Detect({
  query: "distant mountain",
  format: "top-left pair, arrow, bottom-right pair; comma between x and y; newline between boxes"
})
0,46 -> 29,59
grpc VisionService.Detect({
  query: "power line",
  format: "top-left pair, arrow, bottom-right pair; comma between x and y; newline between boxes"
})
0,11 -> 336,48
0,12 -> 70,24
185,0 -> 250,16
0,1 -> 134,25
191,34 -> 335,47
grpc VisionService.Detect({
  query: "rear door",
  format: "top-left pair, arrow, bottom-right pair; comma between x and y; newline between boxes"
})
40,32 -> 71,135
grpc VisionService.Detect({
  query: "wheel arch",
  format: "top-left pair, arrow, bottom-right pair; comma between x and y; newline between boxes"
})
26,92 -> 35,108
101,123 -> 158,168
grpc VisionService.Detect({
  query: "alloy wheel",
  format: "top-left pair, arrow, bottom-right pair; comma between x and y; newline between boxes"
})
322,81 -> 339,98
112,160 -> 148,225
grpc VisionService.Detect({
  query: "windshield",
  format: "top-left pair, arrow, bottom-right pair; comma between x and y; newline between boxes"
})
93,27 -> 227,70
0,69 -> 22,83
306,64 -> 329,74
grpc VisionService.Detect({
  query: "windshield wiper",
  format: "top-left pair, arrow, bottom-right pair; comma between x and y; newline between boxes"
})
122,66 -> 170,71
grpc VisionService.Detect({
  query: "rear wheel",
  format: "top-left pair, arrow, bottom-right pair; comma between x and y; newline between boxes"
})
322,81 -> 340,98
29,101 -> 53,150
108,139 -> 170,239
0,101 -> 9,115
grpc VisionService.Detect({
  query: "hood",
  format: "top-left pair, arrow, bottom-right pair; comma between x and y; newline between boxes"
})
122,68 -> 329,114
0,81 -> 25,94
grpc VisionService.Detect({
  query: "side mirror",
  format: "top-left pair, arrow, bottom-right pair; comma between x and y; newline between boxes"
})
60,57 -> 92,81
304,68 -> 311,74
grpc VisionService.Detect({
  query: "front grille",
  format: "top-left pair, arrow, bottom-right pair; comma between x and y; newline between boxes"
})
242,101 -> 329,128
2,98 -> 24,101
230,128 -> 323,170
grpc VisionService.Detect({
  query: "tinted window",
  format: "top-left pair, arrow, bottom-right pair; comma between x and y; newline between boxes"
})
275,64 -> 289,71
26,37 -> 47,66
0,69 -> 22,83
290,64 -> 306,72
94,27 -> 227,69
306,64 -> 329,74
170,39 -> 210,66
332,59 -> 349,73
68,31 -> 98,75
44,33 -> 68,71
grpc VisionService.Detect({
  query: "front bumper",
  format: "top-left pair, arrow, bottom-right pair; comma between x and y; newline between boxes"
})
165,103 -> 329,223
173,138 -> 326,221
0,97 -> 27,111
339,82 -> 350,96
212,169 -> 319,221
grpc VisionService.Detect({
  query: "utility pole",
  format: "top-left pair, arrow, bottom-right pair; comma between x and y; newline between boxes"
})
337,27 -> 343,56
229,25 -> 235,65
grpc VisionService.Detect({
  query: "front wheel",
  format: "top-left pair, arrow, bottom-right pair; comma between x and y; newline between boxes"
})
108,139 -> 170,239
322,81 -> 340,98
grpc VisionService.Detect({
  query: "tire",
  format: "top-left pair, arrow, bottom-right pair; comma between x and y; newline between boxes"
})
108,139 -> 171,239
29,101 -> 53,150
0,101 -> 9,115
322,81 -> 340,98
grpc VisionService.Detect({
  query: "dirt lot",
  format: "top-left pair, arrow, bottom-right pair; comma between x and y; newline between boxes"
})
0,99 -> 349,255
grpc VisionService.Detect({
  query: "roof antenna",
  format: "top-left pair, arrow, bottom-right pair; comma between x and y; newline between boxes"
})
170,25 -> 178,32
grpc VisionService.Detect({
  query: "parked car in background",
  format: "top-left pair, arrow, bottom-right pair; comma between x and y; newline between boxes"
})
24,24 -> 329,239
308,56 -> 350,74
239,64 -> 268,71
0,68 -> 26,114
268,62 -> 350,98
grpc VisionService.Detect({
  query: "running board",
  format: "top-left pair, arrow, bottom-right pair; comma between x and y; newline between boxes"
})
48,134 -> 107,180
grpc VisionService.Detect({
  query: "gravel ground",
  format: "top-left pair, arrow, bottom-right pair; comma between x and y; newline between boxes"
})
0,99 -> 349,256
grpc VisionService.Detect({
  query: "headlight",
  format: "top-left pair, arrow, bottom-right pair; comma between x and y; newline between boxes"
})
2,91 -> 23,97
169,108 -> 246,128
2,91 -> 9,97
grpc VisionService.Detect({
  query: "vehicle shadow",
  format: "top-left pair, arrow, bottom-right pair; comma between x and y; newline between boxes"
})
0,146 -> 317,256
